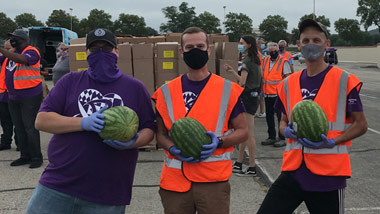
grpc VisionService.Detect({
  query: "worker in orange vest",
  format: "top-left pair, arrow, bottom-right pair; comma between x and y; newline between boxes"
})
0,29 -> 43,168
261,42 -> 291,148
257,19 -> 368,214
278,40 -> 294,73
255,38 -> 266,118
152,27 -> 248,214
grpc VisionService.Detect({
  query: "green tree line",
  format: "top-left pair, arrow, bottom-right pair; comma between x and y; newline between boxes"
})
0,0 -> 379,46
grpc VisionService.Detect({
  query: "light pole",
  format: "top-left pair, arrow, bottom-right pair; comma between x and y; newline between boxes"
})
69,8 -> 73,31
312,0 -> 316,20
223,6 -> 226,33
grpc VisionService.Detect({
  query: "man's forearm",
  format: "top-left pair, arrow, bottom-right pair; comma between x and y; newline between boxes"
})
0,47 -> 28,64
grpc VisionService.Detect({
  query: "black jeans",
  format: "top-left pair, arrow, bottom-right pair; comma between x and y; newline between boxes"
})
264,96 -> 284,140
8,93 -> 42,161
257,172 -> 344,214
0,102 -> 15,146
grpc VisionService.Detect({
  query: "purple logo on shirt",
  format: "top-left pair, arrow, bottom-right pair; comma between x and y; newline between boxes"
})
76,89 -> 123,117
301,88 -> 318,100
183,91 -> 198,112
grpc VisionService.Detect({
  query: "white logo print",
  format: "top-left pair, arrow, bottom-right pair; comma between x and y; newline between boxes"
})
183,91 -> 198,112
6,60 -> 17,72
301,88 -> 318,100
94,29 -> 106,37
75,89 -> 123,117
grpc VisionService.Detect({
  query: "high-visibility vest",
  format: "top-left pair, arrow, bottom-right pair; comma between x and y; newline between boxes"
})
152,73 -> 243,192
0,60 -> 7,93
277,67 -> 361,176
281,51 -> 293,61
0,46 -> 42,90
262,55 -> 288,95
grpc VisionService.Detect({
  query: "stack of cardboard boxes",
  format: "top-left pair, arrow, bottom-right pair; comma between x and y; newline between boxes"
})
217,42 -> 240,82
117,43 -> 133,76
155,42 -> 179,88
131,44 -> 155,96
68,44 -> 88,72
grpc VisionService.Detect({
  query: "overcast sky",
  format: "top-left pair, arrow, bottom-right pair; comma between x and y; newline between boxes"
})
2,0 -> 376,34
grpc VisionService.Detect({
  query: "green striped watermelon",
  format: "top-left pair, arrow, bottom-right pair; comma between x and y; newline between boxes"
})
169,117 -> 211,159
290,100 -> 329,142
99,106 -> 139,142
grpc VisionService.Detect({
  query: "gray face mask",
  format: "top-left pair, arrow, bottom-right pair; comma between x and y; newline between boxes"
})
301,44 -> 325,62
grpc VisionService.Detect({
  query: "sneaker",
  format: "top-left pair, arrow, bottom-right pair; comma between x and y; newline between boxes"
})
10,158 -> 31,166
273,140 -> 286,147
232,162 -> 242,173
236,167 -> 257,177
257,113 -> 266,118
261,138 -> 277,145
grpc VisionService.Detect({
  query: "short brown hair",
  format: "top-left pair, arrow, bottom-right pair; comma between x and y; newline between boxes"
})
181,27 -> 209,48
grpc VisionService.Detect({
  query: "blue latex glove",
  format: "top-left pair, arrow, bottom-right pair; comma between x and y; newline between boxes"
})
298,134 -> 335,149
200,131 -> 219,161
80,105 -> 108,133
284,122 -> 298,140
103,133 -> 139,150
169,145 -> 199,163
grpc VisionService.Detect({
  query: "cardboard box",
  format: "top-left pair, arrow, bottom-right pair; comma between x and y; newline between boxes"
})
155,58 -> 178,74
214,42 -> 223,59
222,42 -> 239,60
69,44 -> 87,64
209,44 -> 216,59
156,42 -> 179,59
178,59 -> 187,75
133,59 -> 155,96
132,43 -> 154,59
117,36 -> 134,44
217,59 -> 239,82
155,72 -> 178,88
69,37 -> 86,45
118,43 -> 132,60
117,61 -> 133,76
69,61 -> 88,72
147,36 -> 166,43
208,34 -> 229,44
165,33 -> 182,43
207,60 -> 216,74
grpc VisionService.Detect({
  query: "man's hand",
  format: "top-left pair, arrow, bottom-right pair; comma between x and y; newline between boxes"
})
103,133 -> 139,150
298,134 -> 335,149
284,122 -> 298,140
169,146 -> 199,163
80,105 -> 108,133
200,131 -> 219,161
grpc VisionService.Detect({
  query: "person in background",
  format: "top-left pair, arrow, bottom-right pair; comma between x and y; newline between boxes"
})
261,42 -> 291,148
224,35 -> 261,176
278,40 -> 295,73
25,28 -> 155,214
52,42 -> 70,85
255,38 -> 266,118
257,18 -> 368,214
0,30 -> 43,168
39,55 -> 50,99
153,27 -> 248,214
0,40 -> 18,151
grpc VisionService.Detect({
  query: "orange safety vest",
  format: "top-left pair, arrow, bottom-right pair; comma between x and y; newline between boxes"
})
0,60 -> 7,93
281,51 -> 293,61
0,45 -> 42,91
277,67 -> 361,177
262,55 -> 288,95
152,73 -> 243,192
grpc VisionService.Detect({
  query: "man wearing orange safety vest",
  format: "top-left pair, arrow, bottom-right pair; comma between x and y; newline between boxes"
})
257,19 -> 368,214
0,29 -> 43,168
152,27 -> 248,214
278,39 -> 295,73
261,42 -> 291,148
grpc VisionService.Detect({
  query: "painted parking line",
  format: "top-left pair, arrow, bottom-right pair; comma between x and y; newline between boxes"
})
368,128 -> 380,135
346,207 -> 380,211
361,94 -> 378,99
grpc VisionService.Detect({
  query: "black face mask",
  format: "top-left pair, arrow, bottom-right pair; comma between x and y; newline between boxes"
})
183,48 -> 209,70
269,51 -> 279,60
279,46 -> 285,52
10,39 -> 19,48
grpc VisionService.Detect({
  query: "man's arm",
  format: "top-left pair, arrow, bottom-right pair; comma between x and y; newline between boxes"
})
282,61 -> 291,78
218,112 -> 248,148
35,111 -> 83,134
156,115 -> 174,151
0,47 -> 28,64
134,128 -> 155,148
333,111 -> 367,144
279,113 -> 289,136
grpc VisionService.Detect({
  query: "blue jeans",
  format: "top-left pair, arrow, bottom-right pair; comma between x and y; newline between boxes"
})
26,184 -> 126,214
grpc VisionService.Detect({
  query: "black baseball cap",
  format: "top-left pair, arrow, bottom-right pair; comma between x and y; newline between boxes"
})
8,29 -> 29,41
298,19 -> 329,39
86,28 -> 116,49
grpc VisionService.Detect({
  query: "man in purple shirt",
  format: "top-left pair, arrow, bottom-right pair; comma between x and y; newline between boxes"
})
257,19 -> 368,214
0,30 -> 43,168
25,29 -> 156,214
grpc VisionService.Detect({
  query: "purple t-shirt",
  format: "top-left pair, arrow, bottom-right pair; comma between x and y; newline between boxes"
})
0,48 -> 43,101
275,66 -> 363,192
181,73 -> 245,120
38,71 -> 156,206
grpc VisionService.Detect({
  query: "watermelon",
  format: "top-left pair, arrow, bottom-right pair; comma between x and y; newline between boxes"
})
99,106 -> 139,142
169,117 -> 211,159
290,100 -> 329,142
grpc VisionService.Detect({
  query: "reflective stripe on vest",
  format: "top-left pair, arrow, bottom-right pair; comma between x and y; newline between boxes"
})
161,79 -> 232,137
285,141 -> 350,154
15,65 -> 42,81
283,71 -> 351,132
164,152 -> 233,170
